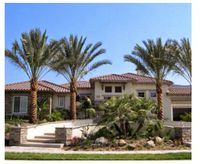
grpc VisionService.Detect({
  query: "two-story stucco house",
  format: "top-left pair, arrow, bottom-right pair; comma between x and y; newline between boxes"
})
5,72 -> 191,121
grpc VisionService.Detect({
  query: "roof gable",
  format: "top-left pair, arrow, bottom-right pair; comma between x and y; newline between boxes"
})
62,81 -> 91,89
90,74 -> 133,83
5,80 -> 69,93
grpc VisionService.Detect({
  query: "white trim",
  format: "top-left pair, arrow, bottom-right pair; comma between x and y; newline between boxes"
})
58,96 -> 65,108
171,104 -> 191,107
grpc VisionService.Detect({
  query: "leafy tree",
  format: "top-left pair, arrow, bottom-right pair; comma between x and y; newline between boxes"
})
5,29 -> 60,123
124,38 -> 176,120
50,35 -> 111,120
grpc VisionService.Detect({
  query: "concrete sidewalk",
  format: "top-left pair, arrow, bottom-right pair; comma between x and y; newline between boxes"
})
5,146 -> 191,154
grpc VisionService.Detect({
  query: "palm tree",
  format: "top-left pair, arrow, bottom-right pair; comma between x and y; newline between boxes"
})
124,38 -> 176,120
173,38 -> 191,85
5,29 -> 60,123
51,35 -> 111,120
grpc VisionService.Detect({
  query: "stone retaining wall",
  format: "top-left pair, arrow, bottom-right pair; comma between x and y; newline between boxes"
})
9,127 -> 27,145
174,127 -> 191,143
9,119 -> 94,146
55,125 -> 98,145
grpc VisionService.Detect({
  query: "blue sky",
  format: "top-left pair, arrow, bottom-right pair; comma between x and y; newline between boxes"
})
5,3 -> 191,85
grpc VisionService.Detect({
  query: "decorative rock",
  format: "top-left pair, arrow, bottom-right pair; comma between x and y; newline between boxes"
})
127,143 -> 137,150
167,140 -> 173,144
118,139 -> 127,146
154,136 -> 163,144
95,137 -> 108,145
145,140 -> 155,147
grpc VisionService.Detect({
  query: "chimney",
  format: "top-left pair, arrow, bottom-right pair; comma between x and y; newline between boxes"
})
136,69 -> 145,76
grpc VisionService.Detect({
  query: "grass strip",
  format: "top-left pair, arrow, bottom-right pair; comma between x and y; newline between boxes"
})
5,152 -> 191,160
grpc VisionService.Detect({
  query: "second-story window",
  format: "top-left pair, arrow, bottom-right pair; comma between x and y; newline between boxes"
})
137,91 -> 145,97
115,86 -> 122,93
105,86 -> 112,93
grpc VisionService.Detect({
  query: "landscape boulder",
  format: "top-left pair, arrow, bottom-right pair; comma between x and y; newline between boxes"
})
118,139 -> 127,146
95,137 -> 108,145
154,136 -> 163,144
145,140 -> 155,147
127,143 -> 137,150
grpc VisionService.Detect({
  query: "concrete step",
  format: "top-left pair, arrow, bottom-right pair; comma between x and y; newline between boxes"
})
44,133 -> 55,136
35,135 -> 55,139
27,138 -> 56,143
20,142 -> 64,148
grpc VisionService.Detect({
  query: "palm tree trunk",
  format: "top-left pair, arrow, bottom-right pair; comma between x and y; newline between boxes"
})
156,80 -> 163,120
30,79 -> 38,124
70,81 -> 77,120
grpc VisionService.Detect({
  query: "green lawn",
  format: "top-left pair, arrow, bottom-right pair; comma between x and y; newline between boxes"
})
5,152 -> 191,160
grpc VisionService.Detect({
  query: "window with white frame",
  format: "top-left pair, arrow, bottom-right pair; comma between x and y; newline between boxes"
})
58,97 -> 65,108
12,96 -> 28,114
137,91 -> 145,98
149,90 -> 156,97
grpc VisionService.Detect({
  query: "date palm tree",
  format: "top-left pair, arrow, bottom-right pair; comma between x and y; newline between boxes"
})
173,38 -> 191,85
51,35 -> 111,120
5,29 -> 60,123
124,38 -> 176,120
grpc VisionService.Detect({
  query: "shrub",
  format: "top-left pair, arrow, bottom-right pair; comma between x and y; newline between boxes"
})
180,112 -> 191,122
46,112 -> 63,122
54,108 -> 70,120
146,119 -> 163,137
76,96 -> 94,118
5,117 -> 28,126
86,108 -> 96,118
37,97 -> 48,120
93,127 -> 114,139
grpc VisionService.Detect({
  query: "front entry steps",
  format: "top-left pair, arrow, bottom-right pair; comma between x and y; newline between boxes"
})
20,133 -> 64,148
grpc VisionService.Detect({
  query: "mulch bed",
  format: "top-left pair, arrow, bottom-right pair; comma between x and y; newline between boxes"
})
64,138 -> 190,151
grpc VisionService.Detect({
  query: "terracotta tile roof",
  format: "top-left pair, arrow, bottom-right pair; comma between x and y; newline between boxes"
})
90,73 -> 173,84
62,81 -> 91,89
168,85 -> 191,96
122,73 -> 154,83
5,80 -> 69,93
122,73 -> 173,84
90,74 -> 133,83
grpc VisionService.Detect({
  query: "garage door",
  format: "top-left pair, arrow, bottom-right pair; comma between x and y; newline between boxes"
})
173,108 -> 191,121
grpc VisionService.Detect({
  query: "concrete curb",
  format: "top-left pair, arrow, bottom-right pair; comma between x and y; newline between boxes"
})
5,146 -> 191,154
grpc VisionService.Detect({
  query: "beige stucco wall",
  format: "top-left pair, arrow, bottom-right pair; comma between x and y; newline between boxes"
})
93,81 -> 172,120
53,94 -> 70,110
94,81 -> 135,101
77,89 -> 93,98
